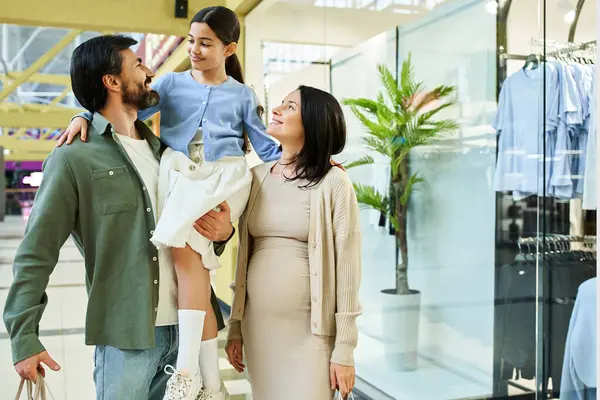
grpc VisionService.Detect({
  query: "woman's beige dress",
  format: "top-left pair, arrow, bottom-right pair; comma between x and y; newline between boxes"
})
242,173 -> 335,400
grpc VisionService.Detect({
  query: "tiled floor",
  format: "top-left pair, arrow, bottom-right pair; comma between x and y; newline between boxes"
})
0,215 -> 253,399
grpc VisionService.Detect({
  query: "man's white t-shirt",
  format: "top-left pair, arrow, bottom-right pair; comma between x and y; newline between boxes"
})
116,133 -> 178,326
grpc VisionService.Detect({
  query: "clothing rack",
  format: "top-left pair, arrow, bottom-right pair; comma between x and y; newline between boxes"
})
518,234 -> 596,244
529,38 -> 596,49
529,38 -> 597,58
518,235 -> 597,253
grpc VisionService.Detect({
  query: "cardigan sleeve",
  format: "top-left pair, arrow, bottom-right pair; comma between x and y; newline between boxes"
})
330,173 -> 363,366
227,320 -> 242,341
226,216 -> 251,343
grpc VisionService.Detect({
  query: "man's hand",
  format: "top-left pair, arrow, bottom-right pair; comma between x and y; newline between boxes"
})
193,201 -> 234,242
15,351 -> 61,381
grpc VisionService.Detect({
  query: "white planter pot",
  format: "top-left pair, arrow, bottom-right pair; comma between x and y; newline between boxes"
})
380,289 -> 421,371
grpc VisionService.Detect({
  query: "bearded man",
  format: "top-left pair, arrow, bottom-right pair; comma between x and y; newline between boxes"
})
3,35 -> 234,400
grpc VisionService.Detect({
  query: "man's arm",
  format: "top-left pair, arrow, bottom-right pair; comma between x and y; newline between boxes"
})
3,150 -> 78,364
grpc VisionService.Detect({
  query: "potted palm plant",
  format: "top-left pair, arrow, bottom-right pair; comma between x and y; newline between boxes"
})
342,54 -> 458,371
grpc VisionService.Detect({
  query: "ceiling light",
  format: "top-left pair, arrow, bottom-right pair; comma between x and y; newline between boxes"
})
486,1 -> 498,14
564,10 -> 576,23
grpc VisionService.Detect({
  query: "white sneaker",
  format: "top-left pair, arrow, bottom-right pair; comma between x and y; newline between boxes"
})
163,365 -> 203,400
198,381 -> 229,400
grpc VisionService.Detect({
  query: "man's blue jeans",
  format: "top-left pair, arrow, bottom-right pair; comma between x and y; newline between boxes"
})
94,325 -> 179,400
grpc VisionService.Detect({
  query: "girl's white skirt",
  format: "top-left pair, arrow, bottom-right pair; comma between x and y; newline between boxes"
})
150,147 -> 251,270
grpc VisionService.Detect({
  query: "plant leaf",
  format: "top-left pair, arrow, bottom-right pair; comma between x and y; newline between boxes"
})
414,85 -> 456,112
345,155 -> 375,170
378,64 -> 400,107
342,98 -> 378,115
353,183 -> 388,213
399,173 -> 425,206
363,136 -> 391,157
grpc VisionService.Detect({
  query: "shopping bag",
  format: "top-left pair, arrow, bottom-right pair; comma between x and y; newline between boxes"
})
14,374 -> 55,400
334,390 -> 355,400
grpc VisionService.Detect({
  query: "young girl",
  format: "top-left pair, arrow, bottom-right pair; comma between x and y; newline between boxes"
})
61,6 -> 280,400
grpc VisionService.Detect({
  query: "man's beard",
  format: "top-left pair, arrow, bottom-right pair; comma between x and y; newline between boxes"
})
122,80 -> 160,110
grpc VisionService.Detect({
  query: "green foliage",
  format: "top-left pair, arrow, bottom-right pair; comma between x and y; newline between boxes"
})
342,54 -> 458,291
343,54 -> 458,226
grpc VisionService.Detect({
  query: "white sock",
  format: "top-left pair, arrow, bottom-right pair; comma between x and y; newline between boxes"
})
199,337 -> 221,391
176,309 -> 206,376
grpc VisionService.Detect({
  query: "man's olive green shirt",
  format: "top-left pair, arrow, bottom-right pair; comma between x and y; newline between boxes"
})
3,114 -> 228,364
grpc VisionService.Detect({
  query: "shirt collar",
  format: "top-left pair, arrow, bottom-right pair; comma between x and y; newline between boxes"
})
91,112 -> 113,136
91,112 -> 163,157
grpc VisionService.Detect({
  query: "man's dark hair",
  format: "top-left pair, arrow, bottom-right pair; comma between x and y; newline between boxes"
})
70,35 -> 138,112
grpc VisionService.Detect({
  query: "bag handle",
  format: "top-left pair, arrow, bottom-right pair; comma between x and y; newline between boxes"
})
334,391 -> 355,400
14,375 -> 54,400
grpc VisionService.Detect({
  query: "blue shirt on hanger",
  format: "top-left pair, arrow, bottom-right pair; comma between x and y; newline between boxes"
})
569,64 -> 595,195
560,278 -> 597,400
548,61 -> 583,199
493,64 -> 559,200
582,76 -> 597,210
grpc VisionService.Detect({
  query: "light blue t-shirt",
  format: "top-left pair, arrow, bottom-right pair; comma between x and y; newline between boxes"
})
559,278 -> 596,400
582,77 -> 597,209
548,61 -> 584,198
493,64 -> 560,200
79,72 -> 281,163
568,64 -> 595,195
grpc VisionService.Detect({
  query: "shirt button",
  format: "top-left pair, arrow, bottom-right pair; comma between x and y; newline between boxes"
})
189,165 -> 196,171
150,230 -> 154,235
202,101 -> 207,105
146,208 -> 151,212
154,280 -> 158,284
202,118 -> 207,122
109,171 -> 114,176
143,186 -> 147,191
312,296 -> 317,303
153,257 -> 157,261
155,307 -> 158,312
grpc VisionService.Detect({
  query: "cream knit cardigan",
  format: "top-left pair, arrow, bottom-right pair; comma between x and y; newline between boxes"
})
227,161 -> 363,366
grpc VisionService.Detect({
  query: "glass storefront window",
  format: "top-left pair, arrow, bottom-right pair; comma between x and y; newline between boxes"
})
244,0 -> 597,398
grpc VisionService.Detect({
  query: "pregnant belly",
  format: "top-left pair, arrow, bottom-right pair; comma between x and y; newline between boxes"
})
246,239 -> 310,318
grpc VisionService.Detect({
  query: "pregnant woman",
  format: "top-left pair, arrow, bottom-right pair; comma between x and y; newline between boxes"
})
225,86 -> 362,400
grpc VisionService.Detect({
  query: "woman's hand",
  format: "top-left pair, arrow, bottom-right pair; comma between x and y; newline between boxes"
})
56,117 -> 89,146
330,363 -> 355,399
225,339 -> 245,373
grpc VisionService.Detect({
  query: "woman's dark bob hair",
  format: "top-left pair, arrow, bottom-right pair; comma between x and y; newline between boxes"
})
284,85 -> 347,188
